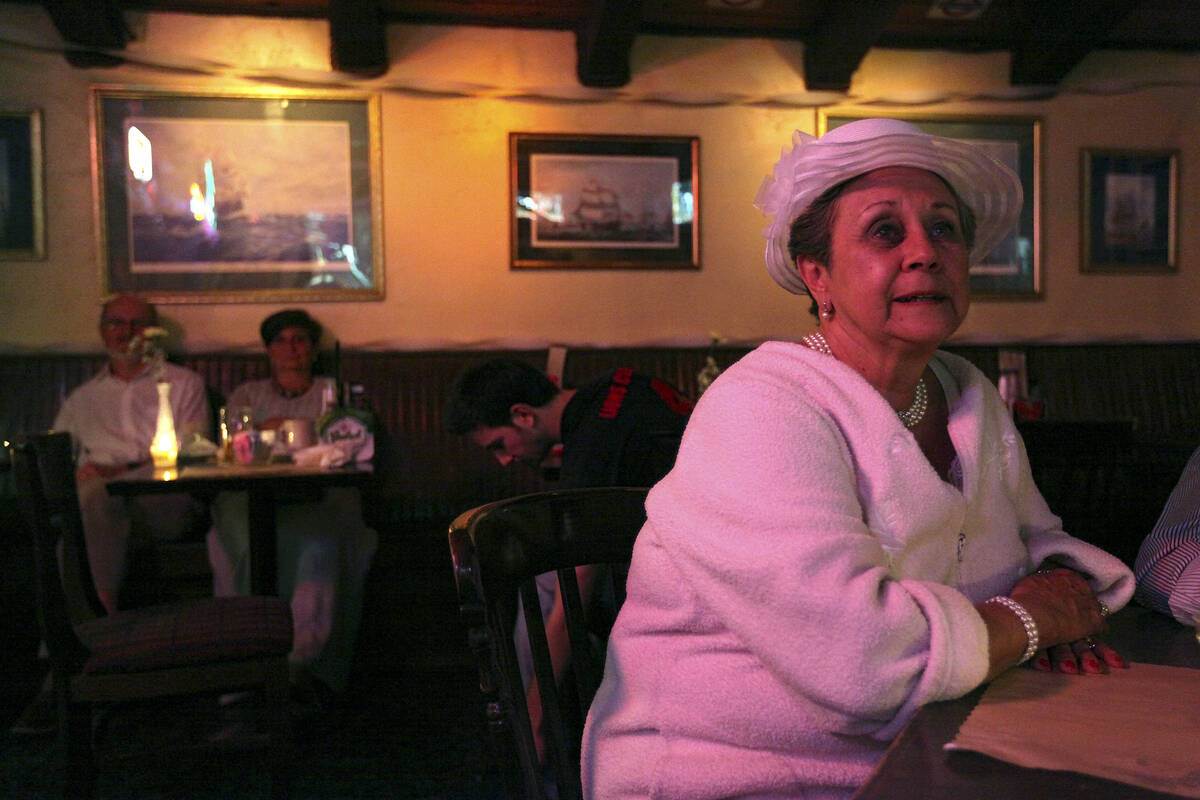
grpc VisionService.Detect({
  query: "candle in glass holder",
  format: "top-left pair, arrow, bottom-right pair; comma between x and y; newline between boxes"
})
150,381 -> 178,468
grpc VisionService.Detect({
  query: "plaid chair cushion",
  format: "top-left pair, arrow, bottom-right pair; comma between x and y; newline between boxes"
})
77,596 -> 293,675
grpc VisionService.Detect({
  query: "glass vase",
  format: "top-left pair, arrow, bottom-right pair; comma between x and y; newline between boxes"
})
149,380 -> 178,468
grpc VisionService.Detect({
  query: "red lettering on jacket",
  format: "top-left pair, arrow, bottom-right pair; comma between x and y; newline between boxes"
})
651,379 -> 694,416
598,384 -> 628,419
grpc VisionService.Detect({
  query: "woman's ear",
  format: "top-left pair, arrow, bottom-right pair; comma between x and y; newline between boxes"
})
796,256 -> 828,298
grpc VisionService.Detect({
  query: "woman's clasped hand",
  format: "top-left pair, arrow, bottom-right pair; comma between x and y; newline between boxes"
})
1012,567 -> 1127,674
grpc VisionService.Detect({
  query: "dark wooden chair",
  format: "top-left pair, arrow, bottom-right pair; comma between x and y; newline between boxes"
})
448,486 -> 649,800
9,431 -> 295,799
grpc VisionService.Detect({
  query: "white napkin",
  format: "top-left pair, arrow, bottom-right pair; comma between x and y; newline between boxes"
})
179,432 -> 219,458
290,442 -> 350,469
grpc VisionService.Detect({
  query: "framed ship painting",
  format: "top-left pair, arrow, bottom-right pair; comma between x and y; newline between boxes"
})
510,133 -> 699,270
92,87 -> 383,303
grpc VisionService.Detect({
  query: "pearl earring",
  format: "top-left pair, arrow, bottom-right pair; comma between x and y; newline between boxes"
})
820,301 -> 833,320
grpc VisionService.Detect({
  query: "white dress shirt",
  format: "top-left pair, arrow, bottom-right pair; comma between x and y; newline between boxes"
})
53,361 -> 210,465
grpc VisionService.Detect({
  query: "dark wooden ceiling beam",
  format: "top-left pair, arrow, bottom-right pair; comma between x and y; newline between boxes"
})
329,0 -> 389,76
40,0 -> 130,67
575,0 -> 642,88
802,0 -> 904,92
1009,0 -> 1141,85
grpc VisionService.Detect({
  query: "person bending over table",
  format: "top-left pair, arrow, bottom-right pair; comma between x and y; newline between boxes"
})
445,358 -> 692,760
207,309 -> 377,701
1134,443 -> 1200,626
582,118 -> 1135,800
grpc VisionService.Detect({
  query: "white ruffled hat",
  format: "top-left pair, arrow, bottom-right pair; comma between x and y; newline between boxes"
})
755,117 -> 1023,295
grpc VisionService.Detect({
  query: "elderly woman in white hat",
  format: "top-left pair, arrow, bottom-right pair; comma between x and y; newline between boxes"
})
581,119 -> 1135,799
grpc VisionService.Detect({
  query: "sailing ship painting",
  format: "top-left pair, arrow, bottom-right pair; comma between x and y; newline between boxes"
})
575,180 -> 621,235
123,117 -> 362,281
528,154 -> 685,248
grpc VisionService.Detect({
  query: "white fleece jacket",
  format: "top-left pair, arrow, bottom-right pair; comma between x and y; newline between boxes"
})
582,342 -> 1134,800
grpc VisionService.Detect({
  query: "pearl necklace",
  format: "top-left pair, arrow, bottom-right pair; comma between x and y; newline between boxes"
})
801,331 -> 929,429
800,331 -> 833,357
895,379 -> 928,429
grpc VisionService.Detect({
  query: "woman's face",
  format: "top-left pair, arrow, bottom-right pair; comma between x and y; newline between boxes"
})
267,326 -> 316,376
802,166 -> 970,356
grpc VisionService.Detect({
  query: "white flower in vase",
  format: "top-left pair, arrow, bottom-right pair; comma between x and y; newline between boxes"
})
134,325 -> 171,382
134,326 -> 177,467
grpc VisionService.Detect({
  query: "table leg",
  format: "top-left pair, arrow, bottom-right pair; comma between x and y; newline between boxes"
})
246,486 -> 277,596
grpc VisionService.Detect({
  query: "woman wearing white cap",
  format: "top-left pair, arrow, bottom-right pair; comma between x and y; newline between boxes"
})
582,119 -> 1135,798
208,309 -> 377,706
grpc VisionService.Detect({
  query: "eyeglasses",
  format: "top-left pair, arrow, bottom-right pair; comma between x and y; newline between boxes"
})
100,317 -> 155,330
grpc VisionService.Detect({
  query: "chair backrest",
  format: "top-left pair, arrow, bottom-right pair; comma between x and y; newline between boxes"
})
449,486 -> 649,800
10,432 -> 105,680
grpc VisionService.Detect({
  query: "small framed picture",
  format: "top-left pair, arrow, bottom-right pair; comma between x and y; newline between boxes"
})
1080,149 -> 1178,273
509,133 -> 699,270
0,109 -> 45,260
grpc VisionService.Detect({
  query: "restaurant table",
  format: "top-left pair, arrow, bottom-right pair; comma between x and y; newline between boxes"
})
107,460 -> 373,596
852,604 -> 1200,799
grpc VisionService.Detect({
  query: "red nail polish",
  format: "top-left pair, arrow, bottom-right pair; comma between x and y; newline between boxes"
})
1034,656 -> 1051,670
1059,660 -> 1078,674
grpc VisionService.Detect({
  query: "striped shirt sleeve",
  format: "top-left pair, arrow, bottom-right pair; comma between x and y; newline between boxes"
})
1134,446 -> 1200,626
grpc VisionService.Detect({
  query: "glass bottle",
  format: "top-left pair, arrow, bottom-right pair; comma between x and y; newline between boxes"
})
317,380 -> 375,462
321,383 -> 337,417
217,406 -> 233,463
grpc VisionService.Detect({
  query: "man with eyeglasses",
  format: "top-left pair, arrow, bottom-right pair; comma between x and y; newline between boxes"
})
52,294 -> 210,613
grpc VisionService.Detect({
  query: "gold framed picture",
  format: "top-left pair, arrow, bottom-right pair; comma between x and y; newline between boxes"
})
92,87 -> 383,303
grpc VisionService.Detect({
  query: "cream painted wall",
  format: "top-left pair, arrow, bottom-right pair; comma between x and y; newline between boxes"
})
0,5 -> 1197,353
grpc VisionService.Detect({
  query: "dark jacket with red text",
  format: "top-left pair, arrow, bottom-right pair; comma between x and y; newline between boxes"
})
558,367 -> 693,490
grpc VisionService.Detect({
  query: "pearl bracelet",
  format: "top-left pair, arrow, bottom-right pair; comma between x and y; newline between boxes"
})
985,595 -> 1040,664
